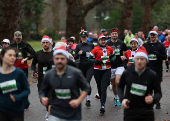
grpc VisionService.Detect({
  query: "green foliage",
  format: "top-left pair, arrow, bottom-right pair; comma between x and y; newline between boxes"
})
151,0 -> 170,30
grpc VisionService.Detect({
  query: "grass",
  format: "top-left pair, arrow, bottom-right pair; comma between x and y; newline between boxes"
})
27,41 -> 42,52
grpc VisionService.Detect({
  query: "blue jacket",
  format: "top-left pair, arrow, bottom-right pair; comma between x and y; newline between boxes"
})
87,37 -> 93,42
158,34 -> 166,43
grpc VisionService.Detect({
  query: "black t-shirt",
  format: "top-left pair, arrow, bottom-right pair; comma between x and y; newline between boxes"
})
107,40 -> 127,68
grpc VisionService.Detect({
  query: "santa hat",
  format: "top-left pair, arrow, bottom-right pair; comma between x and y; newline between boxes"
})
41,35 -> 51,44
81,27 -> 84,32
98,34 -> 106,40
89,31 -> 93,35
133,46 -> 148,62
53,46 -> 69,58
130,38 -> 138,43
149,29 -> 158,35
153,25 -> 158,30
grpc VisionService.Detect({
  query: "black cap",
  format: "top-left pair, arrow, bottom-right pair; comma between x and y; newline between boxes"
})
67,38 -> 74,43
80,32 -> 88,37
101,29 -> 107,32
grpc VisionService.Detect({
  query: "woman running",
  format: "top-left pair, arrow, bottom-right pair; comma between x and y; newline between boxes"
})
74,31 -> 94,107
88,34 -> 116,114
0,47 -> 30,121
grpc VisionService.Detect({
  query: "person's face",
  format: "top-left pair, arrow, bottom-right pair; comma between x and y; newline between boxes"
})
2,43 -> 10,48
111,32 -> 118,40
61,37 -> 66,42
14,37 -> 22,44
150,33 -> 157,42
81,36 -> 88,43
131,41 -> 138,50
168,35 -> 170,41
99,38 -> 107,46
68,41 -> 73,47
50,38 -> 53,46
135,56 -> 147,71
42,40 -> 51,50
2,50 -> 16,66
103,31 -> 107,36
89,34 -> 93,38
135,34 -> 138,38
53,54 -> 67,70
93,34 -> 98,39
157,31 -> 161,36
124,30 -> 128,35
138,31 -> 142,37
128,30 -> 132,34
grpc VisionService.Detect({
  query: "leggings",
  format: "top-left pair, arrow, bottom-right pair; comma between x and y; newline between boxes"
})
165,60 -> 169,69
94,69 -> 111,106
78,63 -> 94,95
0,110 -> 24,121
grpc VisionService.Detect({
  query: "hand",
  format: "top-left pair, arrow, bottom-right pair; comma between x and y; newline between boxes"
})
41,97 -> 49,106
69,99 -> 81,108
21,58 -> 28,64
145,94 -> 153,104
10,94 -> 16,102
78,50 -> 83,55
153,51 -> 160,56
96,60 -> 103,65
120,56 -> 125,61
34,72 -> 38,79
122,99 -> 130,109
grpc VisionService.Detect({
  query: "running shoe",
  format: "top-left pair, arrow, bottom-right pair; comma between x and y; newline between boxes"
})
166,69 -> 168,72
100,106 -> 105,114
86,100 -> 91,107
117,99 -> 122,106
114,99 -> 117,106
156,103 -> 161,109
95,93 -> 100,99
45,118 -> 48,121
109,83 -> 112,91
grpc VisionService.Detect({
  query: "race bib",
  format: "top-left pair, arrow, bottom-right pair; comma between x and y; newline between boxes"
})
130,83 -> 147,96
93,42 -> 97,46
115,49 -> 120,55
52,65 -> 55,68
0,80 -> 18,94
148,54 -> 157,60
43,67 -> 47,74
101,56 -> 109,63
129,57 -> 134,63
55,89 -> 71,99
86,52 -> 90,57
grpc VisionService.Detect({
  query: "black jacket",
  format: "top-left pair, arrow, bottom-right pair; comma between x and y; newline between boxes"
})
118,64 -> 162,110
143,41 -> 166,71
10,41 -> 35,60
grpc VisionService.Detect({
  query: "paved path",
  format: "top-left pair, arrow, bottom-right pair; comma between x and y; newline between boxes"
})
25,68 -> 170,121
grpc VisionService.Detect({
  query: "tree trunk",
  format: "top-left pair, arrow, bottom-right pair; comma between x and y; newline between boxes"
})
140,0 -> 158,35
66,0 -> 104,43
117,0 -> 133,38
0,0 -> 21,42
52,0 -> 60,31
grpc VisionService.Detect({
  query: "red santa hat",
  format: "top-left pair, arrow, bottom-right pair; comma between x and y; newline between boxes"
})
98,34 -> 106,40
41,35 -> 51,44
149,29 -> 158,35
81,27 -> 84,32
53,46 -> 69,58
133,46 -> 148,62
130,38 -> 138,43
89,31 -> 93,35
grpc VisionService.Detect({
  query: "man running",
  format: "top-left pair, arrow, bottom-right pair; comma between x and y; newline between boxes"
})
124,30 -> 134,49
1,39 -> 10,48
163,35 -> 170,72
143,29 -> 166,109
39,46 -> 90,121
107,28 -> 127,106
118,46 -> 162,121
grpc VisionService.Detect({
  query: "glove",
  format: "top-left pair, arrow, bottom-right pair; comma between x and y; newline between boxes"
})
153,51 -> 160,57
96,60 -> 103,65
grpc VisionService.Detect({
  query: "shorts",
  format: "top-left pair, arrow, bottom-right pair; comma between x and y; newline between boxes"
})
111,66 -> 124,79
48,115 -> 80,121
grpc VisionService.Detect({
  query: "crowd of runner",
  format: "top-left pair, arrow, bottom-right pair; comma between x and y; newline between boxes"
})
0,25 -> 169,121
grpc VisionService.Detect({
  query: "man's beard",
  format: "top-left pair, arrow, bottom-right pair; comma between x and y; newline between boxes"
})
56,63 -> 66,70
112,37 -> 117,40
44,47 -> 49,50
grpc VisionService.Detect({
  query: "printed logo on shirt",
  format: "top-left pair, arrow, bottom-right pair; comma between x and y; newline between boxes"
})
55,89 -> 71,99
114,49 -> 120,55
129,57 -> 134,63
0,79 -> 18,94
148,54 -> 157,60
101,56 -> 109,63
43,67 -> 47,74
130,83 -> 147,96
17,52 -> 23,59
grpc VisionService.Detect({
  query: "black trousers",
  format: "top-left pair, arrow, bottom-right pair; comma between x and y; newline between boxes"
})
0,110 -> 24,121
38,76 -> 43,92
165,60 -> 169,69
78,63 -> 94,95
94,69 -> 111,106
22,68 -> 28,78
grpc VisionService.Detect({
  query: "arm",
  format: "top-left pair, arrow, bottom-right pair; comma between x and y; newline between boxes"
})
74,45 -> 79,60
31,52 -> 38,75
25,43 -> 35,60
154,44 -> 166,60
88,55 -> 97,63
13,72 -> 30,102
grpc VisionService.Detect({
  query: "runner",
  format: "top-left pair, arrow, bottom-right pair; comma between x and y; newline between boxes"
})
118,46 -> 162,121
10,31 -> 35,78
88,34 -> 116,113
39,46 -> 90,121
74,31 -> 94,107
60,36 -> 67,44
163,35 -> 170,72
143,29 -> 166,109
0,47 -> 30,121
107,28 -> 127,106
87,31 -> 93,42
1,39 -> 10,48
90,33 -> 98,47
157,29 -> 166,43
101,29 -> 111,40
67,38 -> 76,56
124,38 -> 138,67
124,30 -> 134,49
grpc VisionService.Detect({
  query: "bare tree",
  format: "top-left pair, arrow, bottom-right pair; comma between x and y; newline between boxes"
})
66,0 -> 104,43
0,0 -> 21,42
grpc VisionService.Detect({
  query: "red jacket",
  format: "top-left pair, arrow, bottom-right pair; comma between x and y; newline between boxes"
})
124,49 -> 137,65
